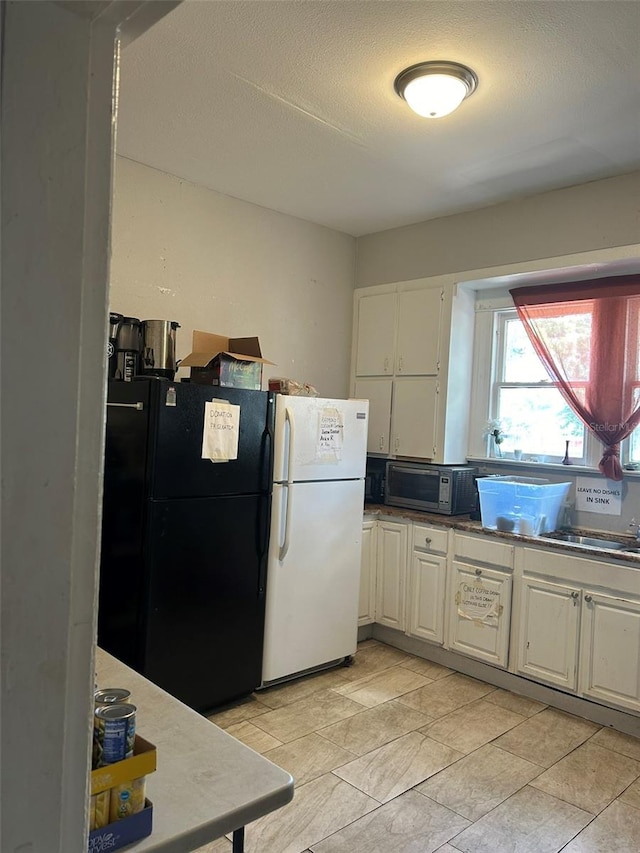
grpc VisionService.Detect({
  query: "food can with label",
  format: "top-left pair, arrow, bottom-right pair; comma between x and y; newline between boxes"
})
94,688 -> 132,707
94,703 -> 137,766
90,790 -> 111,831
109,776 -> 146,822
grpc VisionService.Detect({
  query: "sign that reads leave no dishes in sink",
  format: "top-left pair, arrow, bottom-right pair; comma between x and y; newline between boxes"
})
576,477 -> 622,515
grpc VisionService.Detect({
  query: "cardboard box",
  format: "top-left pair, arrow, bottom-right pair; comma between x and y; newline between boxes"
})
88,799 -> 153,852
181,331 -> 274,390
89,737 -> 156,851
91,735 -> 157,796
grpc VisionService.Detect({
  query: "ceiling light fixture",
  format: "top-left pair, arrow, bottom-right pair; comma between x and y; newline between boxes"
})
394,61 -> 478,119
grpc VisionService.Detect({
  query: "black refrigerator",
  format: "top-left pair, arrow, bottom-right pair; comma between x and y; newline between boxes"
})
98,378 -> 274,713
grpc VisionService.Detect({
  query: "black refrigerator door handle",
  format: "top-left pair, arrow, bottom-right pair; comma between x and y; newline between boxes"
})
256,392 -> 274,599
260,393 -> 275,494
256,493 -> 271,599
107,401 -> 145,411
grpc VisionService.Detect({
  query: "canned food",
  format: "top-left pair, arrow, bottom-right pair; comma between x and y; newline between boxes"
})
94,703 -> 137,766
95,688 -> 132,707
109,776 -> 146,822
90,790 -> 111,831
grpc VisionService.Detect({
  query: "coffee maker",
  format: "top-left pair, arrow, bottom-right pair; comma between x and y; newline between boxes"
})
113,316 -> 142,381
107,312 -> 123,378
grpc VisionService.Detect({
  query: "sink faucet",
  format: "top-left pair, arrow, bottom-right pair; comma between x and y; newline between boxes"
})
628,518 -> 640,540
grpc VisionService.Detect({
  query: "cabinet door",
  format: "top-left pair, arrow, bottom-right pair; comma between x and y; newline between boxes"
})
391,377 -> 438,459
516,576 -> 580,691
448,562 -> 512,668
407,551 -> 446,644
354,378 -> 392,455
579,591 -> 640,713
359,521 -> 377,626
396,288 -> 442,376
375,520 -> 408,631
355,292 -> 396,376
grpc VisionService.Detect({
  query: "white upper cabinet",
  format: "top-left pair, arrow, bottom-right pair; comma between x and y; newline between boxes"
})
396,287 -> 442,375
391,377 -> 438,459
350,276 -> 474,463
355,292 -> 396,376
354,378 -> 392,455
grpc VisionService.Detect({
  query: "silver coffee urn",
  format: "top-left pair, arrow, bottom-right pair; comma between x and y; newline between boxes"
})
140,320 -> 180,380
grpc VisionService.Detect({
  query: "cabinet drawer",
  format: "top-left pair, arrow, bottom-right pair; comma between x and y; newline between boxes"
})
522,546 -> 640,595
453,532 -> 513,569
413,524 -> 448,555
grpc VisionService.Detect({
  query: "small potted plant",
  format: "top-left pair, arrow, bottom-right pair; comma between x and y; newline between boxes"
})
484,419 -> 506,457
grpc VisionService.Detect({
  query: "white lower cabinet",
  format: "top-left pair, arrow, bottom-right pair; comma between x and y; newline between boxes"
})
363,516 -> 640,717
579,591 -> 640,713
517,546 -> 640,712
375,520 -> 408,631
406,523 -> 448,644
516,576 -> 581,691
358,519 -> 377,626
446,533 -> 514,668
448,561 -> 512,667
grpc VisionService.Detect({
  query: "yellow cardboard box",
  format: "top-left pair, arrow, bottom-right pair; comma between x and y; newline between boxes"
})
91,735 -> 156,796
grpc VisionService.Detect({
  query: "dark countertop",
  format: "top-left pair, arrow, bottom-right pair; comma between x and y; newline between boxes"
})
363,503 -> 640,565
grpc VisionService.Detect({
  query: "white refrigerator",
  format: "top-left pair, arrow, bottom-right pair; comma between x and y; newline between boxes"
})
261,394 -> 369,685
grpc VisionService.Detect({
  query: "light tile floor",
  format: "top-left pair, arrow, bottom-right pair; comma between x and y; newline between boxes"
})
197,640 -> 640,853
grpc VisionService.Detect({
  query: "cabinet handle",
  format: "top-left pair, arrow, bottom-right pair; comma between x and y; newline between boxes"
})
379,435 -> 385,451
571,591 -> 580,600
425,537 -> 431,546
398,356 -> 404,373
584,594 -> 593,603
475,568 -> 482,576
395,436 -> 399,451
384,357 -> 389,373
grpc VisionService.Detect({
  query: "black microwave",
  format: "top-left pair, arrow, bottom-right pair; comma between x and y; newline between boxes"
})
364,455 -> 386,505
385,461 -> 477,515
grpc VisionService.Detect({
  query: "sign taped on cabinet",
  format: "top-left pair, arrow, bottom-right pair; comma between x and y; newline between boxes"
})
456,581 -> 503,624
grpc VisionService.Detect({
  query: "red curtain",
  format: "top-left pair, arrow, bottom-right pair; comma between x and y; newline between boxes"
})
510,274 -> 640,481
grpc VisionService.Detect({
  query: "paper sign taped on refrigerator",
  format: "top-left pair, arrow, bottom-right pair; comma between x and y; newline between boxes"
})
201,401 -> 240,461
316,408 -> 344,463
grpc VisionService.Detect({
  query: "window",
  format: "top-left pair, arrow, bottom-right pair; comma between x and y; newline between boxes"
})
470,290 -> 640,470
492,310 -> 587,463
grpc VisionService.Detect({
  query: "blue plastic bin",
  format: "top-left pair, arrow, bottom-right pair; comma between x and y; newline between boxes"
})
477,476 -> 571,536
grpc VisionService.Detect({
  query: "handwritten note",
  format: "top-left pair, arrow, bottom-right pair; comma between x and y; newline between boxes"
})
456,581 -> 502,624
316,408 -> 344,462
201,401 -> 240,461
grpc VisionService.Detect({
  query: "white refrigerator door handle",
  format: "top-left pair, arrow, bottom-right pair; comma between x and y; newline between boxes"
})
284,405 -> 296,486
279,406 -> 296,561
279,483 -> 293,561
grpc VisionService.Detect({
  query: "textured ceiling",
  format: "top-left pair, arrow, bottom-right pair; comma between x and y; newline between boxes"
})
117,0 -> 640,237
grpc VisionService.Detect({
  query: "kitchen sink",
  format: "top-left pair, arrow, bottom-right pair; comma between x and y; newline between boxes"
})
553,533 -> 628,550
543,532 -> 638,551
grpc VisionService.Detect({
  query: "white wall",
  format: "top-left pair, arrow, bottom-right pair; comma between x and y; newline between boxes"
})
110,157 -> 356,398
356,171 -> 640,287
2,3 -> 116,851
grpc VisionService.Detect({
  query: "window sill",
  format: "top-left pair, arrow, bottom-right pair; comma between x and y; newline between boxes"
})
467,456 -> 640,478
